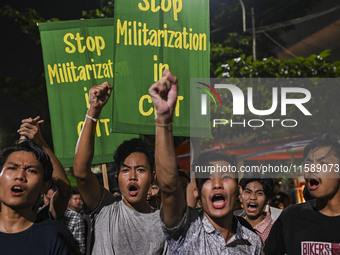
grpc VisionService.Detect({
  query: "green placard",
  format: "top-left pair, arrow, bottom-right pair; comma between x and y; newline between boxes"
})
39,18 -> 137,167
113,0 -> 210,136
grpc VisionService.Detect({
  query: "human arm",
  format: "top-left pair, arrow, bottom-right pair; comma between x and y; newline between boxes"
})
149,70 -> 186,228
18,116 -> 72,219
73,82 -> 112,211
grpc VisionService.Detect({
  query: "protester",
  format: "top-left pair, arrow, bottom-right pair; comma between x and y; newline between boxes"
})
147,179 -> 161,210
37,185 -> 57,219
264,133 -> 340,254
63,188 -> 86,255
149,70 -> 262,254
0,141 -> 77,254
270,182 -> 290,209
239,176 -> 275,245
73,82 -> 168,254
17,116 -> 71,220
43,187 -> 56,207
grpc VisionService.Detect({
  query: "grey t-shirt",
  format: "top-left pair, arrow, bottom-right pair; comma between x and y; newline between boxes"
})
90,188 -> 168,255
162,207 -> 262,255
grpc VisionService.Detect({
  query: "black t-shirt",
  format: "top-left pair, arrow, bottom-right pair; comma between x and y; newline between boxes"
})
0,219 -> 77,255
264,200 -> 340,255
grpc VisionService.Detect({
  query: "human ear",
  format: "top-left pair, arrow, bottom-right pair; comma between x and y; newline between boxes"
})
193,187 -> 199,200
238,186 -> 243,203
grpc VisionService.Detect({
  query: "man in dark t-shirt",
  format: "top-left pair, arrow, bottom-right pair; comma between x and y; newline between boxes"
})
0,141 -> 76,255
0,218 -> 76,255
265,134 -> 340,255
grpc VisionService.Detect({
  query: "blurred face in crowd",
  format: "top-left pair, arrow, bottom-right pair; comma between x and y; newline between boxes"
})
69,194 -> 83,212
147,183 -> 160,209
304,146 -> 340,200
118,152 -> 152,210
240,181 -> 268,220
43,188 -> 55,206
147,184 -> 159,200
0,151 -> 47,211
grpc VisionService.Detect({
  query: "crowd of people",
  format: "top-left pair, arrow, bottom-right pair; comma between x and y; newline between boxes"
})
0,70 -> 339,254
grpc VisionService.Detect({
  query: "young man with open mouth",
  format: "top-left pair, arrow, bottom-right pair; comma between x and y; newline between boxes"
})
149,70 -> 262,254
264,133 -> 340,255
74,82 -> 168,254
239,177 -> 275,245
0,141 -> 76,254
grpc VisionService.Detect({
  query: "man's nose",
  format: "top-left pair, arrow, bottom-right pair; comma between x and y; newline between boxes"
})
211,178 -> 223,189
129,170 -> 137,180
15,168 -> 27,182
249,191 -> 257,200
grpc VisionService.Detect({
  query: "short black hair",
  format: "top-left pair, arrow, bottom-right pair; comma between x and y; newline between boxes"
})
113,138 -> 154,172
0,140 -> 53,182
239,176 -> 274,199
303,133 -> 340,162
192,151 -> 238,198
71,188 -> 80,196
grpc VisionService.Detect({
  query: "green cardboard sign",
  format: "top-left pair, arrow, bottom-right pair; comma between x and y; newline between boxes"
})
39,18 -> 137,167
113,0 -> 210,136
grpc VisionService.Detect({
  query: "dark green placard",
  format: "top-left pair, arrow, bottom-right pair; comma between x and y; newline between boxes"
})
113,0 -> 210,136
39,18 -> 137,167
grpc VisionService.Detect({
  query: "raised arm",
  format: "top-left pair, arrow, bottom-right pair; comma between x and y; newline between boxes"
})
73,82 -> 112,211
18,116 -> 72,219
149,70 -> 186,228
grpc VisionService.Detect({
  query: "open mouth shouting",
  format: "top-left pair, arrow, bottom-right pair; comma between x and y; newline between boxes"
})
128,183 -> 139,196
11,185 -> 24,196
210,193 -> 226,209
307,177 -> 321,191
246,202 -> 258,213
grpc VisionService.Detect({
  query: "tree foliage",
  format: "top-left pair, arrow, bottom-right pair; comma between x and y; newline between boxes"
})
216,50 -> 340,78
81,0 -> 114,18
208,50 -> 340,144
0,5 -> 49,44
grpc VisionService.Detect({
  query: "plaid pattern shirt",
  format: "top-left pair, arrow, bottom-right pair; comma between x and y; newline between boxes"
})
63,208 -> 86,255
163,207 -> 262,255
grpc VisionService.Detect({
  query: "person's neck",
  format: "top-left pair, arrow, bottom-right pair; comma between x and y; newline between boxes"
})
246,212 -> 266,228
0,204 -> 36,233
316,190 -> 340,217
123,197 -> 152,213
204,211 -> 235,243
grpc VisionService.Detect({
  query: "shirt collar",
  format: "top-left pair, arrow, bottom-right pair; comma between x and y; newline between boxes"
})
234,217 -> 246,240
201,211 -> 216,233
201,212 -> 246,240
254,212 -> 274,234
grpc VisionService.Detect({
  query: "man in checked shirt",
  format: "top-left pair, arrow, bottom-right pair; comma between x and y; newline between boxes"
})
149,70 -> 262,255
63,188 -> 87,255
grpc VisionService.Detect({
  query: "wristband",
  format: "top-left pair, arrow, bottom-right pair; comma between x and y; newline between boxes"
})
155,122 -> 173,131
86,114 -> 99,123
